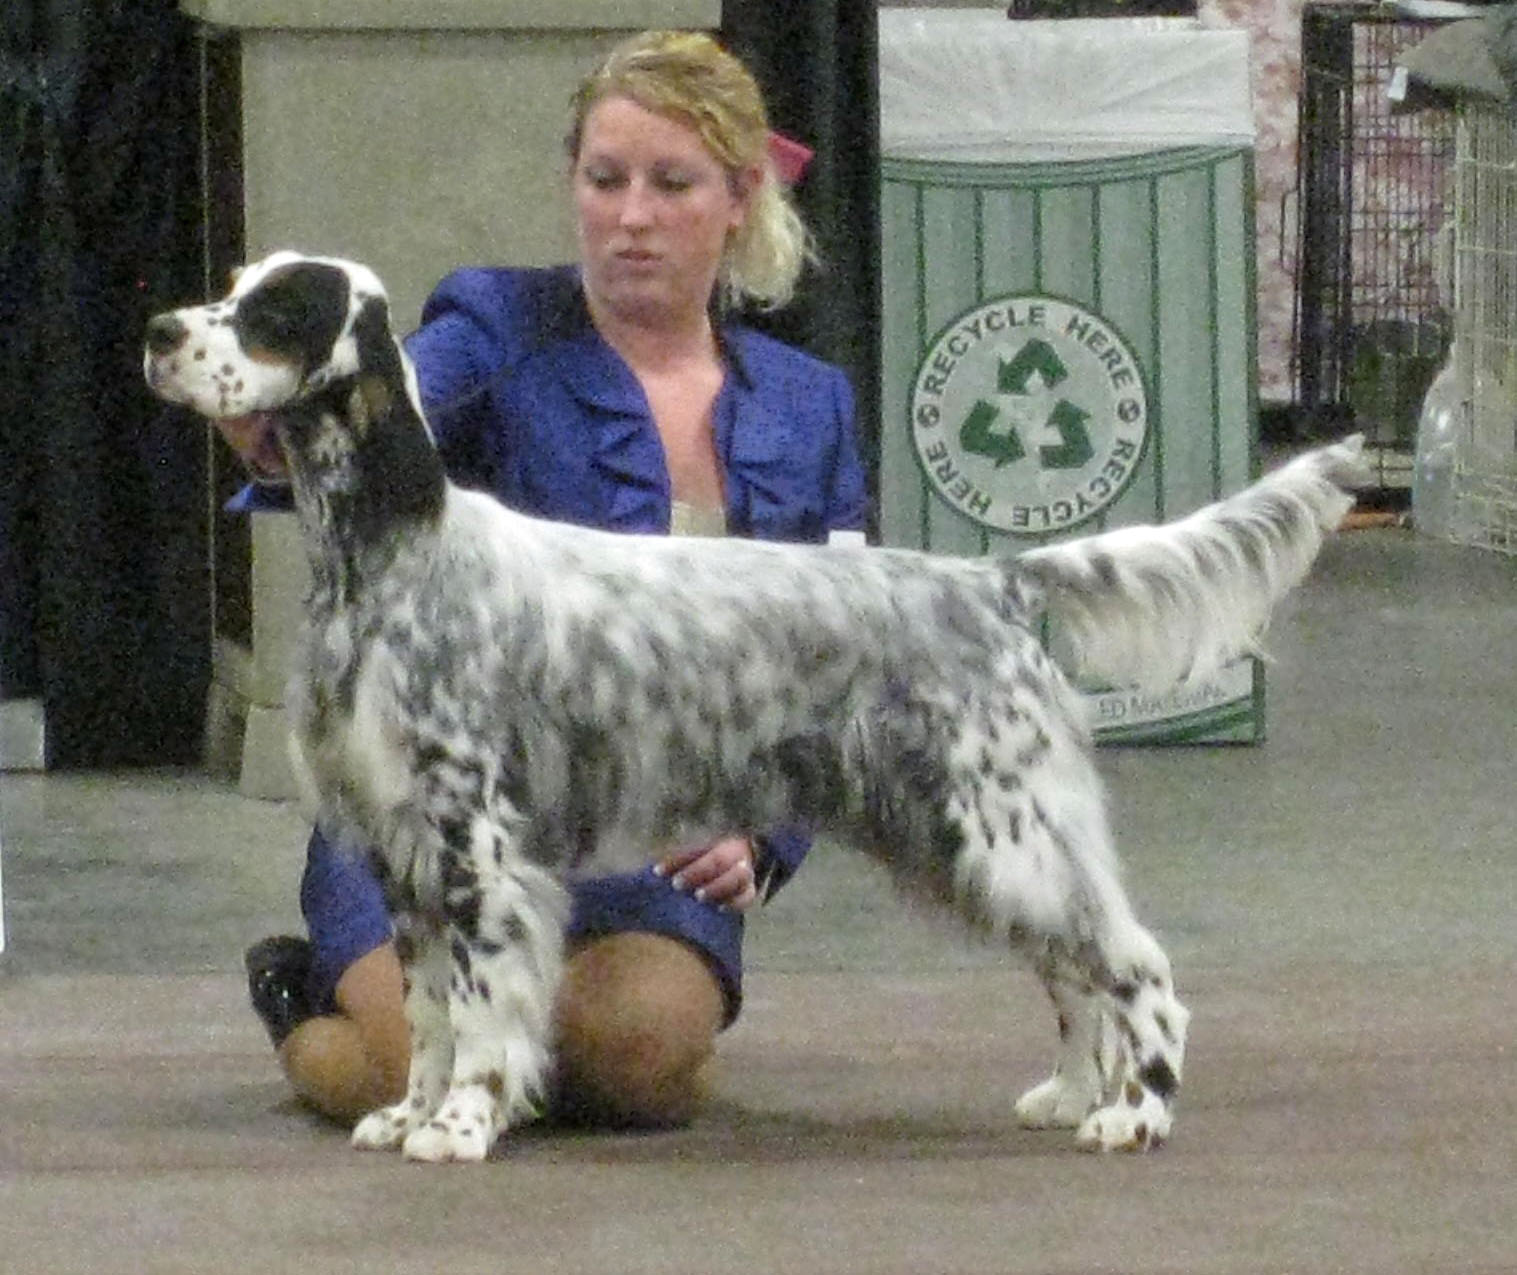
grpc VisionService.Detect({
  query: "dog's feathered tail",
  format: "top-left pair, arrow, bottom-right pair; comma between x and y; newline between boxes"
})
1015,435 -> 1365,690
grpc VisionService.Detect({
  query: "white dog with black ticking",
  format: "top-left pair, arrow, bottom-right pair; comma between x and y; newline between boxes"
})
144,251 -> 1363,1163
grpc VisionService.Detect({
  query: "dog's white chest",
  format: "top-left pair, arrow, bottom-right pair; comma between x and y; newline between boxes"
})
287,610 -> 414,829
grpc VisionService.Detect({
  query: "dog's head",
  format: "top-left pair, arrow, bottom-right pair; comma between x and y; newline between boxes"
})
145,251 -> 443,544
143,250 -> 402,420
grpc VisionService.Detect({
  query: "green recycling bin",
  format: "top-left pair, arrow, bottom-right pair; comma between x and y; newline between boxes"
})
879,11 -> 1261,743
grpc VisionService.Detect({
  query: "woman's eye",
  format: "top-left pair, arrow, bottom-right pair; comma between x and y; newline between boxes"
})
579,162 -> 699,195
582,167 -> 624,190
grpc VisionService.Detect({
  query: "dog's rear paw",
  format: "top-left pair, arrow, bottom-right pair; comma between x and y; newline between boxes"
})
1014,1074 -> 1099,1129
1074,1094 -> 1171,1153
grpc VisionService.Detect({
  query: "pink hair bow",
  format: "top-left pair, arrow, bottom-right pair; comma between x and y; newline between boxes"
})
767,131 -> 814,185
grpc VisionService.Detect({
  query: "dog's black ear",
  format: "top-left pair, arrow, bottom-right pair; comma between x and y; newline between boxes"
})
346,293 -> 446,527
347,294 -> 416,434
345,374 -> 394,436
235,262 -> 351,372
351,294 -> 406,387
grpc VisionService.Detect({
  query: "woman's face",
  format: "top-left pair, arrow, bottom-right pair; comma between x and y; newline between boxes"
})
573,94 -> 752,329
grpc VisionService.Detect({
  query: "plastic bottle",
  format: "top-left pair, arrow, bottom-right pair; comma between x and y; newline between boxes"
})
1411,353 -> 1464,541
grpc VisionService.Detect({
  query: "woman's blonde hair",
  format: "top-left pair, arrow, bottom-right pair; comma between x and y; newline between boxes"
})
566,30 -> 815,312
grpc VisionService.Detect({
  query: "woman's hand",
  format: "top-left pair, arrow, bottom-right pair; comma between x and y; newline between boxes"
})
655,835 -> 759,912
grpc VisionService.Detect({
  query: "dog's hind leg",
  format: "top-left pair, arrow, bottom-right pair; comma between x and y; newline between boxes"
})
1013,958 -> 1119,1130
1014,917 -> 1188,1151
934,699 -> 1188,1151
1066,914 -> 1190,1153
398,821 -> 568,1164
351,924 -> 453,1151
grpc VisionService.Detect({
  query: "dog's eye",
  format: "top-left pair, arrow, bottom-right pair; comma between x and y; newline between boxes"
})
238,300 -> 307,353
244,299 -> 298,337
233,263 -> 351,367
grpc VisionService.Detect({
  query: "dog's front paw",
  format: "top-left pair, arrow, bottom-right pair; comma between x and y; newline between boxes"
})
1074,1090 -> 1172,1153
401,1116 -> 494,1163
399,1088 -> 499,1163
351,1103 -> 418,1152
1014,1074 -> 1100,1130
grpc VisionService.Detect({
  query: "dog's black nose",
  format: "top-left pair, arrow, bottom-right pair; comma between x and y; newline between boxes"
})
145,314 -> 188,356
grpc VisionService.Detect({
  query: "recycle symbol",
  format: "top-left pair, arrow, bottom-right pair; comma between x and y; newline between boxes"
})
957,337 -> 1095,471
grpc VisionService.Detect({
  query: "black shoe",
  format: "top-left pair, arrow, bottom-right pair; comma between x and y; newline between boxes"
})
245,934 -> 315,1048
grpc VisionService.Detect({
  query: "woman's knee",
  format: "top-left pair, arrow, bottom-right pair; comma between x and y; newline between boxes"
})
280,1014 -> 407,1125
552,932 -> 726,1128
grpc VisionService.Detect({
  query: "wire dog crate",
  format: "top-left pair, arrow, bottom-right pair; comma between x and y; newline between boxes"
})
1295,4 -> 1456,499
1451,104 -> 1517,554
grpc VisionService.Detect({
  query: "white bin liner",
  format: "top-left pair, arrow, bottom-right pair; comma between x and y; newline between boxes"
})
880,10 -> 1254,163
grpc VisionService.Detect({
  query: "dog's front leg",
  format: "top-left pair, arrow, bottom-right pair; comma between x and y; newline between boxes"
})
351,924 -> 453,1151
397,828 -> 568,1163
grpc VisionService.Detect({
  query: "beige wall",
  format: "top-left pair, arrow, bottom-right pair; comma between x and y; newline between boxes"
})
187,0 -> 720,329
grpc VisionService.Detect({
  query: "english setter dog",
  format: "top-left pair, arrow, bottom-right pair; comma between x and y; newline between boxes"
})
144,251 -> 1362,1163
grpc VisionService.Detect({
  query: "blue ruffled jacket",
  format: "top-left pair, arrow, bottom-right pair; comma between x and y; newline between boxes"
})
410,265 -> 867,542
